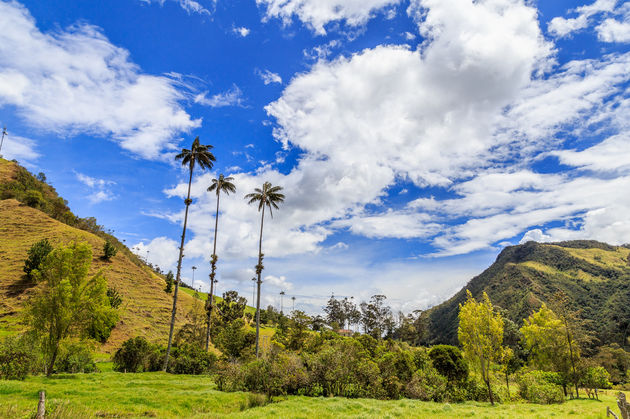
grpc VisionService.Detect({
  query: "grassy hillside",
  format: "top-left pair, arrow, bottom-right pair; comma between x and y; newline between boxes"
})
0,159 -> 198,353
422,240 -> 630,347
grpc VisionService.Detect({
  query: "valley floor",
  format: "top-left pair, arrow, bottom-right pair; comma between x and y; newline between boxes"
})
0,369 -> 617,418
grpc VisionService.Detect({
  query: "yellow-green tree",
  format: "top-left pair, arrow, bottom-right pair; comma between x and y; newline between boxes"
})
520,303 -> 577,397
28,242 -> 114,376
458,290 -> 504,405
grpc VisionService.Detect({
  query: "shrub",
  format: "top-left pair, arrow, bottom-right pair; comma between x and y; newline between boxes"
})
24,189 -> 44,208
405,366 -> 447,401
428,345 -> 468,384
113,336 -> 156,372
169,343 -> 217,375
23,238 -> 53,279
0,336 -> 37,380
103,241 -> 118,260
216,361 -> 246,392
107,288 -> 123,309
518,370 -> 565,404
55,340 -> 97,373
164,271 -> 174,294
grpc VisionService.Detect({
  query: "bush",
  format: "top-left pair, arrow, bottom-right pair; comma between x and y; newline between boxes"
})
24,189 -> 44,208
0,336 -> 37,380
405,366 -> 447,401
169,343 -> 217,375
103,241 -> 118,260
23,238 -> 53,279
113,336 -> 158,373
216,361 -> 246,392
55,340 -> 97,373
518,370 -> 565,404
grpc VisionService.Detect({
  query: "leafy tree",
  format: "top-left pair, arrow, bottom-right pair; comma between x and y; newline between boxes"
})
24,189 -> 43,208
580,366 -> 611,399
103,240 -> 118,260
23,238 -> 53,279
360,295 -> 393,339
113,336 -> 157,373
593,343 -> 630,384
215,319 -> 254,360
428,345 -> 468,385
106,288 -> 123,309
164,270 -> 174,294
324,296 -> 345,328
175,298 -> 207,349
245,181 -> 285,357
205,174 -> 236,349
27,242 -> 114,375
164,137 -> 215,371
520,303 -> 577,397
281,310 -> 311,351
216,291 -> 247,324
458,290 -> 504,405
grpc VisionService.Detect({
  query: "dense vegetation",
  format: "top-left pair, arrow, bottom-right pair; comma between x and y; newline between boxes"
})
421,240 -> 630,349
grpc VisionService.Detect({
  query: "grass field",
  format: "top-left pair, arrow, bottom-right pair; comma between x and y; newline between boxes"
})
0,371 -> 620,419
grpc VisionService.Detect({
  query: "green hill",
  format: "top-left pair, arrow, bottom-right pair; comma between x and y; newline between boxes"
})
421,240 -> 630,348
0,158 -> 198,353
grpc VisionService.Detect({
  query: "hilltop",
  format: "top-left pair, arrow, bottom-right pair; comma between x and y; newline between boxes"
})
421,240 -> 630,348
0,158 -> 198,352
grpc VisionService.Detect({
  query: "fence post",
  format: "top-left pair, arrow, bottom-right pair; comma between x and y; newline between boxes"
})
36,390 -> 45,418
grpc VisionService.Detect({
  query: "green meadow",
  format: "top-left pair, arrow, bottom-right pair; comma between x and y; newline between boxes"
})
0,369 -> 618,419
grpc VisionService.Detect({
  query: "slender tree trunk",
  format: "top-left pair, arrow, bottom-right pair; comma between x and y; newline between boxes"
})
205,192 -> 221,350
482,360 -> 494,405
205,276 -> 214,350
163,166 -> 193,371
567,328 -> 579,398
255,205 -> 265,358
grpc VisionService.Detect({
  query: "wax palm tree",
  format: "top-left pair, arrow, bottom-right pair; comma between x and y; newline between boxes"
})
163,137 -> 215,371
204,174 -> 236,350
245,181 -> 284,357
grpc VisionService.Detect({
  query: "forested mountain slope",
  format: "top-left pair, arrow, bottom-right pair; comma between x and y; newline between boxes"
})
422,240 -> 630,348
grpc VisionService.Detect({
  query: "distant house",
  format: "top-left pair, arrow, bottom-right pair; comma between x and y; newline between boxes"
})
337,329 -> 353,337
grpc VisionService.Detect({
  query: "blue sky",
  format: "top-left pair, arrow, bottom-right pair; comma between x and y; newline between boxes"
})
1,0 -> 629,314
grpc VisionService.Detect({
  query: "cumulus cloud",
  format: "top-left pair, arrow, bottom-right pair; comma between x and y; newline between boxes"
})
256,69 -> 283,85
0,2 -> 199,160
233,26 -> 251,37
131,237 -> 180,272
548,0 -> 630,43
76,172 -> 117,204
194,85 -> 245,107
257,0 -> 402,35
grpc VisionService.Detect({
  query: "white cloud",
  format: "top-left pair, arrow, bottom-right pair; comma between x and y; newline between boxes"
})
264,274 -> 293,291
256,69 -> 283,85
131,236 -> 180,272
548,0 -> 630,43
0,133 -> 39,161
194,85 -> 245,107
0,2 -> 200,160
139,0 -> 213,15
233,26 -> 251,37
519,229 -> 552,244
76,172 -> 117,203
257,0 -> 402,35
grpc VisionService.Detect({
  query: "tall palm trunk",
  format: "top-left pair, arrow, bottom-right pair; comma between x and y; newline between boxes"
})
255,205 -> 265,358
205,193 -> 221,350
163,166 -> 193,371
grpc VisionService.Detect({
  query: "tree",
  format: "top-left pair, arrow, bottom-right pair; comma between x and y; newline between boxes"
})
324,296 -> 345,328
520,303 -> 577,397
245,181 -> 285,357
23,238 -> 53,279
102,240 -> 118,260
360,295 -> 392,339
205,174 -> 236,350
580,366 -> 611,399
428,345 -> 468,384
549,291 -> 589,398
215,291 -> 247,324
164,137 -> 215,371
458,290 -> 504,405
27,242 -> 114,375
164,271 -> 174,294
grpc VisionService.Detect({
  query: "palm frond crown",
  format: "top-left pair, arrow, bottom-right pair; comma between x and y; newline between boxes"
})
244,181 -> 285,217
208,174 -> 236,196
175,136 -> 215,171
